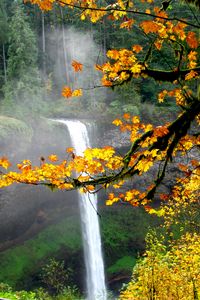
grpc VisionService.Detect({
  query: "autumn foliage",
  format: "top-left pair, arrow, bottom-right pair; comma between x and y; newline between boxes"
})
120,232 -> 200,299
0,0 -> 200,297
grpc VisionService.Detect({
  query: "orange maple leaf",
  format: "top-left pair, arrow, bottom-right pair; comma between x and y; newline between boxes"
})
173,22 -> 187,40
144,205 -> 152,212
48,154 -> 58,162
154,6 -> 168,19
154,126 -> 169,137
186,32 -> 198,49
140,20 -> 162,34
132,45 -> 143,53
62,86 -> 72,98
160,193 -> 169,201
25,0 -> 54,10
66,147 -> 74,153
102,77 -> 113,86
120,19 -> 135,30
107,50 -> 120,60
123,113 -> 131,120
95,64 -> 103,71
71,60 -> 83,72
158,90 -> 168,103
154,39 -> 163,50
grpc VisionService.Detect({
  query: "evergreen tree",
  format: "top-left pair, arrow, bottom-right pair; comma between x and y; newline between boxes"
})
2,2 -> 46,117
0,0 -> 9,87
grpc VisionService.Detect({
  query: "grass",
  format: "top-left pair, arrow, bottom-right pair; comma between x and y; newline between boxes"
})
0,116 -> 33,141
107,256 -> 136,274
0,217 -> 82,287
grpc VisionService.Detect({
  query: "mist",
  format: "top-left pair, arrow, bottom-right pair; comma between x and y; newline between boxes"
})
45,26 -> 107,110
0,25 -> 109,294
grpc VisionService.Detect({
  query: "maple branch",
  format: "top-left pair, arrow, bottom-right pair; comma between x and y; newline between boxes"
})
1,97 -> 199,204
145,132 -> 182,200
73,66 -> 199,90
115,67 -> 200,85
122,130 -> 154,168
55,0 -> 200,28
141,67 -> 200,82
67,97 -> 200,194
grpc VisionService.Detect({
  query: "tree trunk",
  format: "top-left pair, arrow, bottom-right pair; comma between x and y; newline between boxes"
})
60,7 -> 70,84
2,44 -> 7,83
42,11 -> 46,75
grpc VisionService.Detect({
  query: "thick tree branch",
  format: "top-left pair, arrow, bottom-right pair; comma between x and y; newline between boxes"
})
142,67 -> 200,82
116,67 -> 200,84
1,98 -> 199,204
67,98 -> 200,193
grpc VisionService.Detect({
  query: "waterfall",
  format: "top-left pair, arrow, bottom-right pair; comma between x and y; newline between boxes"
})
56,119 -> 107,300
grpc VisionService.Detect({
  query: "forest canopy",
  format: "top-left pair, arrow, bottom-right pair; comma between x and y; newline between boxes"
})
0,0 -> 199,299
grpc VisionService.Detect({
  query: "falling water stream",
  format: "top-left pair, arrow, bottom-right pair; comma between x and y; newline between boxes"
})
56,119 -> 107,300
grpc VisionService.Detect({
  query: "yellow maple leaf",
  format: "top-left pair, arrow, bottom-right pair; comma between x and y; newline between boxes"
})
106,192 -> 120,205
48,154 -> 58,162
132,116 -> 140,124
145,8 -> 151,14
72,89 -> 82,97
0,157 -> 11,169
158,90 -> 168,103
130,63 -> 143,74
112,119 -> 123,126
119,71 -> 129,81
188,50 -> 197,61
185,70 -> 198,81
151,149 -> 158,158
107,50 -> 120,60
137,158 -> 153,173
173,22 -> 187,40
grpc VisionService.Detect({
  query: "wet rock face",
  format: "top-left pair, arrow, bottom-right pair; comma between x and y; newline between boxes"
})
0,118 -> 79,247
0,185 -> 79,247
96,121 -> 200,202
99,127 -> 130,148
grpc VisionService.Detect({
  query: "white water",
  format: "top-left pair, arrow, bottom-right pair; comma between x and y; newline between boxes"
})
57,119 -> 107,300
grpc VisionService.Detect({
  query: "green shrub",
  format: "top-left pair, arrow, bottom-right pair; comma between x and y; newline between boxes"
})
0,283 -> 82,300
0,116 -> 32,141
40,259 -> 70,294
